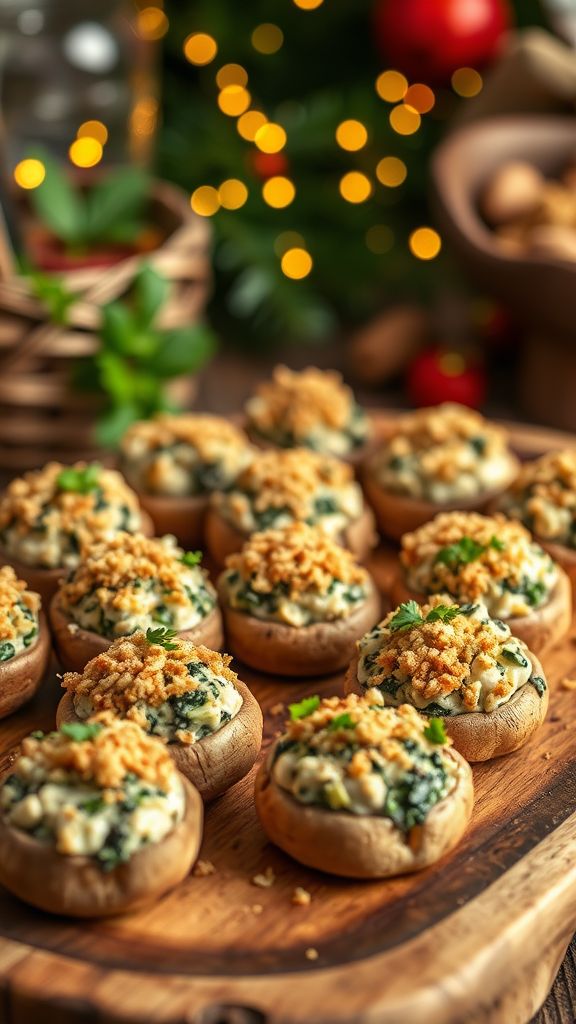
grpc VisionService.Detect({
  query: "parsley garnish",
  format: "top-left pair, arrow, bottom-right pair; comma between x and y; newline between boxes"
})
60,722 -> 103,742
328,713 -> 356,732
389,601 -> 461,632
56,463 -> 101,494
145,626 -> 179,650
179,550 -> 202,567
423,718 -> 448,744
435,535 -> 504,570
289,695 -> 320,720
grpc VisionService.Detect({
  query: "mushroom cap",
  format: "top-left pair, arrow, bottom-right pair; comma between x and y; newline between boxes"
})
0,609 -> 51,720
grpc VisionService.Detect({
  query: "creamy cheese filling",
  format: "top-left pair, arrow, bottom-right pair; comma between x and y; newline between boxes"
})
218,481 -> 364,538
375,446 -> 514,503
357,603 -> 541,715
247,397 -> 368,457
223,570 -> 367,626
0,601 -> 39,661
0,764 -> 184,867
125,442 -> 253,498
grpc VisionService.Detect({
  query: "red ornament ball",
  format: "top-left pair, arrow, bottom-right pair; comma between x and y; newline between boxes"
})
373,0 -> 512,82
250,151 -> 289,180
407,349 -> 486,409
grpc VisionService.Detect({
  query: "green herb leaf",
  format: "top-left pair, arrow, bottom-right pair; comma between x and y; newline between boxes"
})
60,722 -> 103,742
27,151 -> 87,245
425,604 -> 461,624
95,403 -> 140,448
133,263 -> 169,329
85,166 -> 149,244
525,581 -> 546,607
489,536 -> 505,551
328,713 -> 356,732
388,600 -> 424,632
145,626 -> 179,650
180,550 -> 202,567
423,718 -> 448,744
27,270 -> 75,326
289,695 -> 320,720
56,463 -> 101,494
148,324 -> 217,378
435,534 -> 505,571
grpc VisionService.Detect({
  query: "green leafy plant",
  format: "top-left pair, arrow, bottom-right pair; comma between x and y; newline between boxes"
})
27,152 -> 150,252
60,722 -> 103,742
26,268 -> 76,326
146,626 -> 179,650
388,601 -> 461,633
423,718 -> 448,745
86,263 -> 216,446
289,695 -> 320,720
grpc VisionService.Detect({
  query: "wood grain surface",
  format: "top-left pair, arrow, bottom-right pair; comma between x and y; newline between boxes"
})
0,417 -> 575,1023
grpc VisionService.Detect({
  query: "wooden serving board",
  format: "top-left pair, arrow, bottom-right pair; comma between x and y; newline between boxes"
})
1,419 -> 576,1024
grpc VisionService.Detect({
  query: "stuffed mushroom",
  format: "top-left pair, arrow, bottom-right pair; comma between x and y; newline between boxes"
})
244,364 -> 371,461
206,447 -> 376,566
0,461 -> 152,604
0,565 -> 50,720
0,715 -> 203,916
345,596 -> 549,762
218,522 -> 380,676
391,511 -> 571,654
50,531 -> 222,672
362,403 -> 519,541
57,629 -> 262,801
119,413 -> 254,547
255,691 -> 473,878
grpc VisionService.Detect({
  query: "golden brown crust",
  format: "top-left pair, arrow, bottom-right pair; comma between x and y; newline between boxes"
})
246,424 -> 373,468
0,774 -> 203,917
362,456 -> 520,543
49,590 -> 224,673
131,491 -> 208,549
344,651 -> 549,763
57,678 -> 263,802
254,746 -> 473,878
218,576 -> 381,677
390,566 -> 572,656
0,610 -> 50,720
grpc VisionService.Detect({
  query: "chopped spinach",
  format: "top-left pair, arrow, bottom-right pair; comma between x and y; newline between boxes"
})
383,751 -> 447,831
0,642 -> 16,661
501,647 -> 529,668
529,675 -> 547,697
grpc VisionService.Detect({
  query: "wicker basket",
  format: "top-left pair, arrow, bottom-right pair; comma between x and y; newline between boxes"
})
0,181 -> 212,472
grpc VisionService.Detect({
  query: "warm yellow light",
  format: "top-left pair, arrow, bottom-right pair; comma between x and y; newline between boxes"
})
335,119 -> 368,152
274,231 -> 305,256
251,23 -> 284,54
254,122 -> 287,153
69,137 -> 103,168
376,156 -> 407,188
131,97 -> 158,137
218,85 -> 251,117
293,0 -> 324,8
216,63 -> 248,88
262,176 -> 296,208
191,185 -> 220,217
375,70 -> 408,103
409,226 -> 442,260
281,247 -> 313,279
137,6 -> 168,40
452,67 -> 483,98
390,104 -> 421,136
218,178 -> 248,210
339,171 -> 372,204
77,120 -> 108,145
237,110 -> 267,141
366,225 -> 394,254
14,158 -> 45,190
184,32 -> 218,65
404,83 -> 435,114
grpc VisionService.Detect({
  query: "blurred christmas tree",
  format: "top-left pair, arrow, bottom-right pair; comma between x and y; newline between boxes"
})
159,0 -> 545,344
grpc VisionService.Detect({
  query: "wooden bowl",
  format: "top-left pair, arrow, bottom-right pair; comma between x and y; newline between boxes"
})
49,590 -> 224,673
57,679 -> 263,803
0,610 -> 51,720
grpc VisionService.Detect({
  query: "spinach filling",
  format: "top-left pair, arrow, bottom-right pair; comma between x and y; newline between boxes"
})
383,746 -> 448,831
144,660 -> 232,741
230,573 -> 365,619
529,674 -> 547,697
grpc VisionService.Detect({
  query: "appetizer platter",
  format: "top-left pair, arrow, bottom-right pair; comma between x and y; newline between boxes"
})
0,389 -> 575,1024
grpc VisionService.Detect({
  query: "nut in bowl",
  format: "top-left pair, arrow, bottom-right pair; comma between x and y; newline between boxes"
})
205,447 -> 376,566
244,364 -> 372,463
255,692 -> 473,879
362,403 -> 519,542
218,522 -> 381,677
57,629 -> 263,802
49,531 -> 223,672
345,597 -> 549,763
391,511 -> 571,655
0,461 -> 153,605
0,715 -> 203,917
119,413 -> 255,548
0,566 -> 51,720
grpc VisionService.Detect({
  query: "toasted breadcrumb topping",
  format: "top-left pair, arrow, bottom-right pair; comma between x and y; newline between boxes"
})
284,690 -> 449,771
225,523 -> 367,598
246,366 -> 368,453
62,630 -> 238,717
500,450 -> 576,543
400,511 -> 554,603
18,713 -> 177,791
0,565 -> 40,642
388,403 -> 506,465
121,413 -> 250,460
